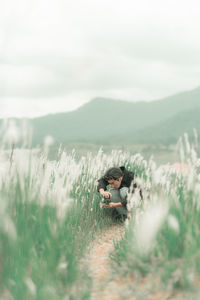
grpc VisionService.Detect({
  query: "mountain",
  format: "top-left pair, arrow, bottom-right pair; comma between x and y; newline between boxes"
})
2,86 -> 200,145
127,107 -> 200,144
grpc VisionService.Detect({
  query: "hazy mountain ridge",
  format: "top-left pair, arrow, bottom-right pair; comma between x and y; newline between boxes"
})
127,107 -> 200,144
1,86 -> 200,145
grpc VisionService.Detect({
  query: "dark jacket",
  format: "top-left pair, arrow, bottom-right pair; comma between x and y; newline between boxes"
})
97,166 -> 135,206
97,166 -> 143,206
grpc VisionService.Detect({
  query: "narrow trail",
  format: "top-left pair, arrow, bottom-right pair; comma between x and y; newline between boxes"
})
89,223 -> 126,300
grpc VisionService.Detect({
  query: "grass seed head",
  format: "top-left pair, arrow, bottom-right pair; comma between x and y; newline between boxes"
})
3,120 -> 20,145
135,201 -> 169,256
25,277 -> 36,296
2,216 -> 17,241
167,214 -> 180,234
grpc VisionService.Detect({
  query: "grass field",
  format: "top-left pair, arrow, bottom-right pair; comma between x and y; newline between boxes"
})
0,140 -> 141,299
49,142 -> 180,166
111,136 -> 200,298
1,127 -> 200,299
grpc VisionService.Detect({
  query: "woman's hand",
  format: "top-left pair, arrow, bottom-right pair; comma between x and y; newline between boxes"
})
100,191 -> 112,199
103,202 -> 123,208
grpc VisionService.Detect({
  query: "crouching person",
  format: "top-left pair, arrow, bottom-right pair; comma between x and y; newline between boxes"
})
97,166 -> 136,221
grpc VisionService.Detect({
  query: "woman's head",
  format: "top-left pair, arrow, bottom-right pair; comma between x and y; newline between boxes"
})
104,167 -> 123,189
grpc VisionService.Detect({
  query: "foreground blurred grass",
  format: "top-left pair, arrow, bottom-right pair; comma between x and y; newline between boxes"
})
111,136 -> 200,296
0,171 -> 107,299
0,137 -> 136,299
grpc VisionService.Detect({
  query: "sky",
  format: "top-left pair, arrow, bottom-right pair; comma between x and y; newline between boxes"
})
1,0 -> 200,118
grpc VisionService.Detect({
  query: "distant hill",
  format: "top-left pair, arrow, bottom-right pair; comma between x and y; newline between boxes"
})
127,107 -> 200,144
1,86 -> 200,145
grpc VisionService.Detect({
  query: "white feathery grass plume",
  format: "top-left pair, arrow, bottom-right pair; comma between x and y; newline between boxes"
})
191,147 -> 198,165
21,119 -> 33,148
0,161 -> 9,189
184,132 -> 191,154
86,148 -> 108,178
124,217 -> 130,228
193,128 -> 198,149
134,176 -> 143,188
196,158 -> 200,169
132,153 -> 144,163
57,256 -> 68,272
21,119 -> 29,147
0,197 -> 17,240
2,216 -> 17,241
12,150 -> 40,193
44,135 -> 54,156
127,188 -> 141,212
58,261 -> 68,271
153,165 -> 168,186
148,156 -> 157,171
167,215 -> 180,234
3,120 -> 20,145
25,277 -> 36,296
134,201 -> 169,256
177,137 -> 185,163
187,168 -> 195,190
39,163 -> 54,204
44,135 -> 54,147
55,194 -> 73,222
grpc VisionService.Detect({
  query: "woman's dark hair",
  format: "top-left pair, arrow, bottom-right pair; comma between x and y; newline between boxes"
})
104,167 -> 123,181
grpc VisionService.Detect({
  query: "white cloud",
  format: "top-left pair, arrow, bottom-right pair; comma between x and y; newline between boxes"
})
1,0 -> 200,117
2,95 -> 90,118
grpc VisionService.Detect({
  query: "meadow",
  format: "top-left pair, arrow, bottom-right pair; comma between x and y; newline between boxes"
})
0,122 -> 200,299
111,134 -> 200,298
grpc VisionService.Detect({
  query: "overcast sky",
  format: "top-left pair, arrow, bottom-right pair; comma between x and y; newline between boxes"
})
1,0 -> 200,118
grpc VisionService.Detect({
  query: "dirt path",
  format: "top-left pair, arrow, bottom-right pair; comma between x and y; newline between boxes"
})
89,223 -> 125,300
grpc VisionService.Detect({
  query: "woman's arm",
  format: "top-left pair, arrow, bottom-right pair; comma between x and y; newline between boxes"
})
103,202 -> 123,208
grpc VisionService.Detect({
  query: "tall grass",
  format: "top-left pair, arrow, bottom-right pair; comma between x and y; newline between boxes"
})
0,121 -> 148,299
0,150 -> 101,299
111,133 -> 200,295
1,121 -> 200,298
